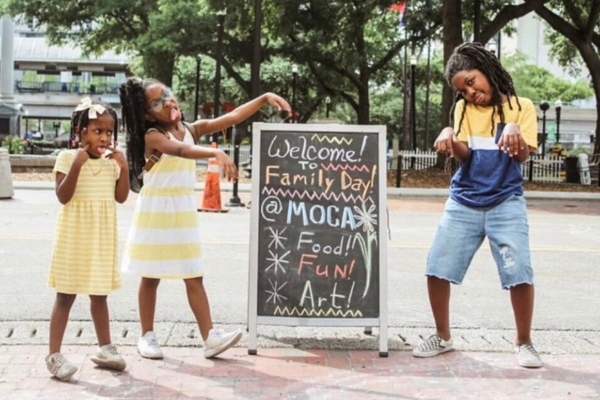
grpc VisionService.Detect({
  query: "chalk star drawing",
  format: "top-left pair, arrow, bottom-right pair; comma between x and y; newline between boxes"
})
268,227 -> 288,250
265,279 -> 288,304
265,249 -> 291,274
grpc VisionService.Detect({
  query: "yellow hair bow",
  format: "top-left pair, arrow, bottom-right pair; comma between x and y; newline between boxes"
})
74,97 -> 106,119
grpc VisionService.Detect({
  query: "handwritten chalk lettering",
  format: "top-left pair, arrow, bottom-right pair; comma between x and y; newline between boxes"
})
298,161 -> 318,170
298,256 -> 356,280
299,280 -> 356,309
297,233 -> 353,256
267,136 -> 359,162
286,201 -> 356,229
340,165 -> 377,198
265,166 -> 334,193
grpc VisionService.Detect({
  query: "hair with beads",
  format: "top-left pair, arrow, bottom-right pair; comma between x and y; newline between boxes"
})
70,100 -> 118,147
444,42 -> 521,136
118,77 -> 162,192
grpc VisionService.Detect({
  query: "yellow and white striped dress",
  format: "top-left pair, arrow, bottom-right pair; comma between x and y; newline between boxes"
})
48,150 -> 122,295
121,128 -> 204,279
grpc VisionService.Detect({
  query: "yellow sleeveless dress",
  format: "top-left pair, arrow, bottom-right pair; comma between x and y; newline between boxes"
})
48,150 -> 122,295
121,128 -> 204,279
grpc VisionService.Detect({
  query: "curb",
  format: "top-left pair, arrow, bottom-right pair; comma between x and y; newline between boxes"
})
12,180 -> 600,200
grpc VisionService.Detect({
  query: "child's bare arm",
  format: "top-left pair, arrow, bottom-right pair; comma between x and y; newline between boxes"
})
190,93 -> 291,138
145,131 -> 238,181
55,148 -> 89,204
434,127 -> 469,163
498,122 -> 530,163
106,146 -> 130,203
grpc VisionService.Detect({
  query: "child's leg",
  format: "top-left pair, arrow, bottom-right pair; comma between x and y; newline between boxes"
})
510,283 -> 534,345
49,293 -> 76,354
427,276 -> 451,340
183,277 -> 213,340
89,295 -> 111,346
139,277 -> 161,335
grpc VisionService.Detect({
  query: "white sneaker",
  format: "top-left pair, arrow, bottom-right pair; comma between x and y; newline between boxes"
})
46,352 -> 77,381
90,344 -> 127,371
203,328 -> 242,359
137,331 -> 163,359
516,343 -> 542,368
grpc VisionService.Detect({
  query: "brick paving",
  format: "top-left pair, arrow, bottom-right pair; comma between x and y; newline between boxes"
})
0,345 -> 599,399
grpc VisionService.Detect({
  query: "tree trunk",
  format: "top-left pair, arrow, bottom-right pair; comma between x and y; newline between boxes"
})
142,51 -> 175,87
438,0 -> 463,168
357,80 -> 370,124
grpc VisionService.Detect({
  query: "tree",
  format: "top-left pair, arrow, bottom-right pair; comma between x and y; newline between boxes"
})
2,0 -> 225,86
533,0 -> 600,154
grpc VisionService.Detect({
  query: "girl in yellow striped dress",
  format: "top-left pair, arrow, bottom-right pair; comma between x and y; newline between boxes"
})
46,98 -> 130,381
119,77 -> 290,359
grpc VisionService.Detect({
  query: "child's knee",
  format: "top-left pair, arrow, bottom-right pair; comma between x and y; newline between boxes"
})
55,293 -> 76,308
141,277 -> 161,290
89,295 -> 108,305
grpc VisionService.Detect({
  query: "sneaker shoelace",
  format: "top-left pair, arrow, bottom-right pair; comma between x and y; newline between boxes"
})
105,344 -> 119,355
518,344 -> 539,359
47,354 -> 66,374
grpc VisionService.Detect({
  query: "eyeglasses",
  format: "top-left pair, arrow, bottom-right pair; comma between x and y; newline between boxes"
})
147,90 -> 174,113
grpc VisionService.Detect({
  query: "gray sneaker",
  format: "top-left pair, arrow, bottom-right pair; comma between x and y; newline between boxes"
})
203,328 -> 242,359
91,344 -> 127,371
516,343 -> 542,368
412,334 -> 454,358
46,352 -> 77,381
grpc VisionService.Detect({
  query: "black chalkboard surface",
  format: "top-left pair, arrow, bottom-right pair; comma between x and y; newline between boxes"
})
248,123 -> 388,355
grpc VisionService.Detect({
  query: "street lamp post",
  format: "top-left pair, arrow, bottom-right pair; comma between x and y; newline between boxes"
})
325,96 -> 331,118
487,38 -> 498,57
212,9 -> 226,144
555,99 -> 562,144
194,54 -> 201,121
410,55 -> 417,153
540,101 -> 549,158
291,64 -> 298,122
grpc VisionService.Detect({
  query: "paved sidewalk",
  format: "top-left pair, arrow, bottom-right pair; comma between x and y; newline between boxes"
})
1,345 -> 599,400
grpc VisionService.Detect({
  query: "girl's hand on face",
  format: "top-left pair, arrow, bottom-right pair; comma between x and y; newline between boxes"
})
497,123 -> 526,157
214,150 -> 239,181
106,146 -> 128,169
74,144 -> 90,166
265,93 -> 292,113
433,127 -> 458,157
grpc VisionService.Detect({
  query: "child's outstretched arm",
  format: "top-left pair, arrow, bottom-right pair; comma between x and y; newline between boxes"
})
145,131 -> 238,181
190,93 -> 291,139
55,146 -> 90,204
106,146 -> 130,203
433,127 -> 469,163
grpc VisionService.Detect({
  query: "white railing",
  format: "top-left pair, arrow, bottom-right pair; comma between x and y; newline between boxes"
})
392,150 -> 564,183
522,155 -> 563,183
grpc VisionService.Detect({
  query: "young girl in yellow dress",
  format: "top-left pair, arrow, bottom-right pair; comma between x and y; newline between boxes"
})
46,97 -> 130,381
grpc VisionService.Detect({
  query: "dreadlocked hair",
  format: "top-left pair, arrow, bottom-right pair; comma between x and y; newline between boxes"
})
70,101 -> 118,146
119,77 -> 161,193
445,42 -> 521,136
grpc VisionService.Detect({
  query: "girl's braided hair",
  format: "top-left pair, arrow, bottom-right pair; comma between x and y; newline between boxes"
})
444,42 -> 521,136
70,101 -> 118,146
118,77 -> 161,192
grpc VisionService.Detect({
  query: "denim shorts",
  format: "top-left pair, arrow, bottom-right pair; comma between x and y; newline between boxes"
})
426,195 -> 534,289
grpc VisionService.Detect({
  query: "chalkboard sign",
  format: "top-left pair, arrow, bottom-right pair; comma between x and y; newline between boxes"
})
248,123 -> 388,356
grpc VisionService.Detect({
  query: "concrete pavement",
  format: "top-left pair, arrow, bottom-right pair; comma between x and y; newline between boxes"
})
1,186 -> 599,399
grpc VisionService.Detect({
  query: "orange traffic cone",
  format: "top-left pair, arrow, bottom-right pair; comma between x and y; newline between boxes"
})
198,143 -> 229,213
